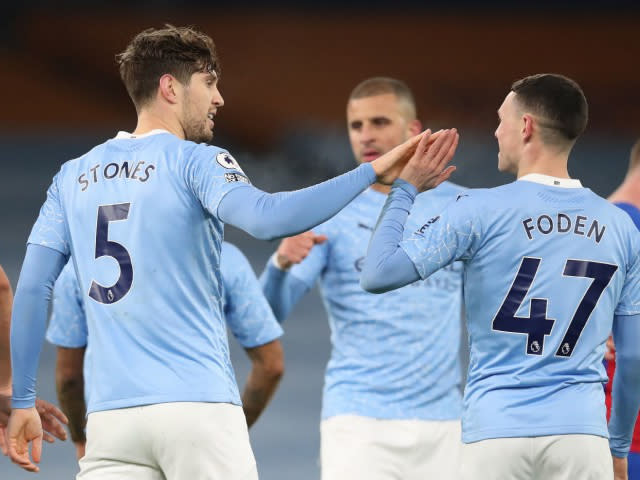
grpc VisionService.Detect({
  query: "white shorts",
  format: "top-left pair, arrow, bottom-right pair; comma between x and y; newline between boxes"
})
77,402 -> 258,480
460,434 -> 612,480
321,414 -> 461,480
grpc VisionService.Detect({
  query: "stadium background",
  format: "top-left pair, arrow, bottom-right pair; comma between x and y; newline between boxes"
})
1,1 -> 639,478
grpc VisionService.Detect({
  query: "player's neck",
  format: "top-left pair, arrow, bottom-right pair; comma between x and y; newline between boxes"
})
133,109 -> 185,139
370,183 -> 391,195
516,149 -> 570,179
608,172 -> 640,207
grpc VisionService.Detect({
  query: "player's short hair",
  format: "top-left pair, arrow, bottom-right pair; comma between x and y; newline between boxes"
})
116,24 -> 221,111
511,73 -> 588,147
630,139 -> 640,171
349,77 -> 417,119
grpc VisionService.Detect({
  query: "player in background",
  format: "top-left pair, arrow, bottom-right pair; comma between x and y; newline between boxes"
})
48,242 -> 284,461
0,264 -> 70,455
260,77 -> 464,479
605,139 -> 640,479
5,25 -> 449,477
361,73 -> 640,480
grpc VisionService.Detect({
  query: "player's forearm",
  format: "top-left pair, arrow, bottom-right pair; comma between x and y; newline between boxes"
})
55,375 -> 86,443
0,268 -> 13,393
361,180 -> 421,293
241,341 -> 284,428
11,245 -> 67,407
241,365 -> 283,428
609,314 -> 640,457
219,164 -> 375,241
259,260 -> 309,322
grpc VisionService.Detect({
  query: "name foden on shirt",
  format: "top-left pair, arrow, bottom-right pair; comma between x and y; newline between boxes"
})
522,213 -> 606,244
78,161 -> 156,192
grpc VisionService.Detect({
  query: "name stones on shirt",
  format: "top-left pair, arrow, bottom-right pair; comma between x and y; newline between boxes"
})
78,161 -> 156,191
522,213 -> 606,244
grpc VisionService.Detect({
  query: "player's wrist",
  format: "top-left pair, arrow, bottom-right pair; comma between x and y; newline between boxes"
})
272,253 -> 292,271
393,179 -> 418,198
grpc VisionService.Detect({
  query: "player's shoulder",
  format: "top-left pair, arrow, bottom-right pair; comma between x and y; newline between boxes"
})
187,142 -> 241,169
56,140 -> 111,177
437,180 -> 468,195
414,180 -> 470,207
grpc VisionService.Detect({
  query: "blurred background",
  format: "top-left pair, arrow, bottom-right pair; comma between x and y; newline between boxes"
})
1,1 -> 639,478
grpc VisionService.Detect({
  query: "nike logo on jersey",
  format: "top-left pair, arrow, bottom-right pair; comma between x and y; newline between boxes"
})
358,222 -> 373,231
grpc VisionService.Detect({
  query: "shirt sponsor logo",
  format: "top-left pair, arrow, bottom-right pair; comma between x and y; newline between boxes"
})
416,216 -> 440,234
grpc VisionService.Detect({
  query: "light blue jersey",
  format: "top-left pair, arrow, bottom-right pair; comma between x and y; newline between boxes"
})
398,176 -> 640,443
45,242 -> 282,406
263,184 -> 464,420
29,131 -> 259,413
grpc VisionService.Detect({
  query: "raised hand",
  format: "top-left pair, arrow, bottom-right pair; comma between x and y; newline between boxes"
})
370,129 -> 442,185
6,407 -> 43,472
399,128 -> 459,192
275,231 -> 328,270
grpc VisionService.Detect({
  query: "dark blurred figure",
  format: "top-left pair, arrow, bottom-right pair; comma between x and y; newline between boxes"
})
606,139 -> 640,480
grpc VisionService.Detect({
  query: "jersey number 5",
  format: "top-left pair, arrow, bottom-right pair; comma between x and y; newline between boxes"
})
492,257 -> 617,357
88,203 -> 133,304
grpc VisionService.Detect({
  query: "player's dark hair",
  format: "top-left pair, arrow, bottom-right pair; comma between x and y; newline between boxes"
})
116,24 -> 220,111
349,77 -> 416,119
511,73 -> 588,146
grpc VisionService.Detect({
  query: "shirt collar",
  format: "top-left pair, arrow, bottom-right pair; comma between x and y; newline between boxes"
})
518,173 -> 583,189
114,129 -> 171,139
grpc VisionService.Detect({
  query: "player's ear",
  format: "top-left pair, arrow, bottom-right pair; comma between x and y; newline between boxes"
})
521,114 -> 534,142
158,74 -> 180,105
408,119 -> 422,136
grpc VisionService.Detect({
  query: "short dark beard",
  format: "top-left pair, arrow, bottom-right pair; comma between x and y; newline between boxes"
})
182,98 -> 214,143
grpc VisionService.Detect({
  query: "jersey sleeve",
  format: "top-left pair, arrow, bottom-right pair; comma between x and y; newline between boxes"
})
221,244 -> 283,348
400,192 -> 482,279
184,145 -> 251,220
616,234 -> 640,316
46,262 -> 87,348
27,171 -> 70,256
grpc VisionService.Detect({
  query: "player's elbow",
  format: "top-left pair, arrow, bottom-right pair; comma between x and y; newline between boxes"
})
253,340 -> 285,382
360,264 -> 390,294
0,273 -> 11,295
247,223 -> 284,242
55,367 -> 84,395
263,356 -> 285,382
617,350 -> 640,378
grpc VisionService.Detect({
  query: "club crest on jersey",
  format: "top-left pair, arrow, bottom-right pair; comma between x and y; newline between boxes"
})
216,152 -> 244,173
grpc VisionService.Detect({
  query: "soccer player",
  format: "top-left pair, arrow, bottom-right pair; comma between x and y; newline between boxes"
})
47,242 -> 284,461
361,74 -> 640,480
0,264 -> 69,455
605,139 -> 640,479
260,77 -> 465,479
6,25 -> 444,477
